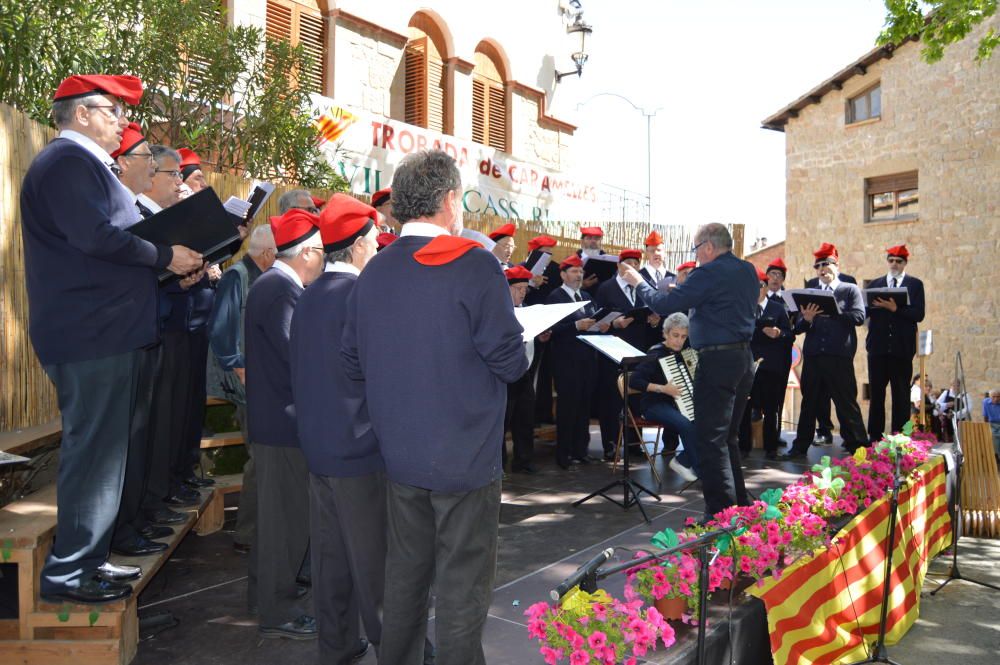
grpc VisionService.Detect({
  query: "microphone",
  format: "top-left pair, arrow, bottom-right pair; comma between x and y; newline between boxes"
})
550,548 -> 614,601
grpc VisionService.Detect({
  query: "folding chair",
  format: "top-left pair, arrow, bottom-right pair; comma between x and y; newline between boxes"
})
612,375 -> 662,484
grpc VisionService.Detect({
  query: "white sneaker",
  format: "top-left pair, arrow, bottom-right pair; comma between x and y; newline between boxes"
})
669,457 -> 697,482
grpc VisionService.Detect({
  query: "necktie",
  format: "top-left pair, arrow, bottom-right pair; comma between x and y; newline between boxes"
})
890,277 -> 897,288
574,292 -> 583,303
626,285 -> 634,304
655,270 -> 662,283
758,305 -> 764,319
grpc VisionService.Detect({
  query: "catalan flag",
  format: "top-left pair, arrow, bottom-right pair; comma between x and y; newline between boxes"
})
314,105 -> 357,145
748,456 -> 951,665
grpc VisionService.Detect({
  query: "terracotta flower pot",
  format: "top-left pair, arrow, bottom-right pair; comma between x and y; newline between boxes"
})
654,595 -> 687,621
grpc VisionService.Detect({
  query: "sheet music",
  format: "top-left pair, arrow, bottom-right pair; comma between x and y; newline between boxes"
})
587,310 -> 622,332
581,253 -> 619,266
0,451 -> 30,466
578,335 -> 645,364
528,251 -> 552,276
781,290 -> 799,312
460,228 -> 496,251
223,196 -> 251,217
514,301 -> 586,340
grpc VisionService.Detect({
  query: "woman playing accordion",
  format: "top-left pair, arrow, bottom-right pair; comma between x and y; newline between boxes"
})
628,312 -> 700,481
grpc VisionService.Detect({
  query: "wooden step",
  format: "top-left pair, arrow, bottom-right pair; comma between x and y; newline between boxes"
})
205,396 -> 230,407
199,431 -> 244,449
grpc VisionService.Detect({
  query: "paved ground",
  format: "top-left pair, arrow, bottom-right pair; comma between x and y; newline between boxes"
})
131,429 -> 1000,664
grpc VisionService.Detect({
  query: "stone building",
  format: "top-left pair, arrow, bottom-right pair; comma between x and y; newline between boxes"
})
230,0 -> 596,222
761,18 -> 999,413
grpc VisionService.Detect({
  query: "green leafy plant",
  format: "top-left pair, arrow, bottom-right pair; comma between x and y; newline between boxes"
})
879,0 -> 998,63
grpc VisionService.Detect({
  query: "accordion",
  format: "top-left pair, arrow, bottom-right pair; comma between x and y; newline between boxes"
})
658,347 -> 697,421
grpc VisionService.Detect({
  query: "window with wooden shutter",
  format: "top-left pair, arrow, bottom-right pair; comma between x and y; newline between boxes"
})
265,0 -> 327,95
471,51 -> 508,152
403,31 -> 447,131
865,171 -> 918,223
185,1 -> 225,88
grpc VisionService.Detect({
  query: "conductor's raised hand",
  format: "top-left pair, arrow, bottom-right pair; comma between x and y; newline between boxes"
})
620,265 -> 643,287
168,245 -> 204,275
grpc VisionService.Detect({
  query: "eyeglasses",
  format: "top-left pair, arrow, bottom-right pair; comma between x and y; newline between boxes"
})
813,260 -> 836,269
293,205 -> 320,214
887,257 -> 906,264
125,151 -> 154,163
85,104 -> 125,119
154,169 -> 182,179
690,240 -> 707,253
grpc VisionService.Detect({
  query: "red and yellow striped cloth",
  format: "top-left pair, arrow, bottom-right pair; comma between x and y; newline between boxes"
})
748,456 -> 952,665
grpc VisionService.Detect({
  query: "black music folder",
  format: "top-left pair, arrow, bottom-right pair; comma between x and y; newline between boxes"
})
863,287 -> 910,308
783,288 -> 842,316
582,254 -> 618,282
625,305 -> 651,320
128,188 -> 241,281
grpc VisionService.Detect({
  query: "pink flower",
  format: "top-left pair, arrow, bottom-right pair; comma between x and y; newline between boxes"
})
539,646 -> 561,665
527,618 -> 547,639
570,649 -> 591,665
587,631 -> 607,649
591,603 -> 607,621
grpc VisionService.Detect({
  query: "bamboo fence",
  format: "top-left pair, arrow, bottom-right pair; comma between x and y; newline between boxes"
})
1,103 -> 742,430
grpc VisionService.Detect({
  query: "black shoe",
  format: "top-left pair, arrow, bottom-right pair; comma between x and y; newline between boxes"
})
112,536 -> 169,557
511,463 -> 538,474
164,490 -> 200,507
183,474 -> 215,488
146,508 -> 187,525
41,576 -> 132,605
233,542 -> 251,555
97,562 -> 142,582
778,450 -> 808,461
603,450 -> 615,461
556,458 -> 571,470
352,638 -> 371,662
571,456 -> 590,465
139,524 -> 174,540
764,451 -> 779,461
259,614 -> 318,640
296,576 -> 312,588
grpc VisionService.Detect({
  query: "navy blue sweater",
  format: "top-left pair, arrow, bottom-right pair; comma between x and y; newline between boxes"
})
20,138 -> 172,364
342,235 -> 528,492
290,271 -> 382,478
245,267 -> 302,447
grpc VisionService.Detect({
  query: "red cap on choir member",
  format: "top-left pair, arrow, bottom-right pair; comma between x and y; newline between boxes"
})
111,122 -> 146,159
270,208 -> 321,251
618,249 -> 642,262
756,267 -> 768,283
676,261 -> 697,272
559,255 -> 584,270
812,242 -> 839,261
766,257 -> 787,275
371,188 -> 392,208
527,235 -> 557,251
504,266 -> 533,284
579,226 -> 604,237
644,230 -> 663,246
886,245 -> 909,260
376,232 -> 397,250
176,148 -> 203,181
488,223 -> 516,241
311,196 -> 327,210
53,74 -> 143,105
318,194 -> 377,252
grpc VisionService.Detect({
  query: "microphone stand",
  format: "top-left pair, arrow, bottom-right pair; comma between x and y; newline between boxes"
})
553,524 -> 738,665
930,353 -> 1000,595
846,452 -> 906,665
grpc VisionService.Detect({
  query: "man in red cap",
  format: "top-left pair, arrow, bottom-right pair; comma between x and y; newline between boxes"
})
738,268 -> 793,460
675,260 -> 697,286
547,254 -> 607,468
244,208 -> 324,639
780,244 -> 868,459
370,187 -> 397,232
290,194 -> 382,662
761,257 -> 794,448
577,225 -> 610,290
342,151 -> 526,664
803,243 -> 857,445
595,249 -> 662,458
865,245 -> 925,441
640,230 -> 673,287
376,231 -> 398,251
489,222 -> 517,268
177,148 -> 208,193
21,74 -> 202,604
503,266 -> 550,473
522,235 -> 560,306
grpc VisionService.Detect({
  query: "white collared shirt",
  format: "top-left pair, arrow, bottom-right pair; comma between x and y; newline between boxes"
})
644,262 -> 665,283
58,129 -> 116,171
885,272 -> 906,287
616,275 -> 636,305
272,258 -> 304,288
825,278 -> 842,291
325,261 -> 360,276
400,222 -> 449,238
137,194 -> 162,213
561,283 -> 582,300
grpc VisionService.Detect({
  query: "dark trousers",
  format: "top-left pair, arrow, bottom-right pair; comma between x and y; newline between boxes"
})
692,348 -> 753,516
533,342 -> 555,424
232,403 -> 257,548
552,358 -> 595,464
310,471 -> 387,663
642,401 -> 697,471
738,368 -> 786,454
792,355 -> 868,452
143,330 -> 188,510
250,444 -> 311,627
867,353 -> 913,441
381,478 -> 501,665
112,345 -> 162,547
171,329 -> 208,485
504,372 -> 536,468
815,384 -> 834,438
40,350 -> 140,592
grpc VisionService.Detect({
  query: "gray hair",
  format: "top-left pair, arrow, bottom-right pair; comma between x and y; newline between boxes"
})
51,93 -> 100,128
247,225 -> 275,256
390,150 -> 461,224
324,247 -> 353,264
695,223 -> 733,251
662,311 -> 689,333
278,189 -> 313,214
150,144 -> 180,166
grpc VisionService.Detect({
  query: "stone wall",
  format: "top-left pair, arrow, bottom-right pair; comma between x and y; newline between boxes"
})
781,18 -> 1000,412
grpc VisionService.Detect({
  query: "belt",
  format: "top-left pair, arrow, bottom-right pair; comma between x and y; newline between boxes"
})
698,342 -> 749,352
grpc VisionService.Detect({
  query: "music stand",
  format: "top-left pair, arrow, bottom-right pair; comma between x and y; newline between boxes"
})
573,336 -> 660,521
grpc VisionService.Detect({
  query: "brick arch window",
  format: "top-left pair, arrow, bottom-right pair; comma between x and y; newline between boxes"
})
472,50 -> 509,152
403,27 -> 448,133
265,0 -> 327,95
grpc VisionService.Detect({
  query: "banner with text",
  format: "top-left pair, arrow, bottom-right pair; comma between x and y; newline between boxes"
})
311,96 -> 598,222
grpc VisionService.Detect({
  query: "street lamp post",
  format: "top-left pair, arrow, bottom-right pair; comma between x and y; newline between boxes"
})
577,93 -> 662,226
